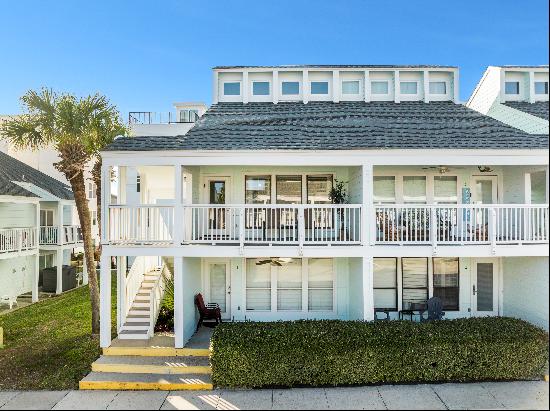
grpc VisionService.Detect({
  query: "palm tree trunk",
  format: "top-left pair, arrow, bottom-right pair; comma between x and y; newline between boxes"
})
68,170 -> 100,335
92,160 -> 102,242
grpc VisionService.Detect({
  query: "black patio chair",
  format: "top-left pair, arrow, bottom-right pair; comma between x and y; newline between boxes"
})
421,297 -> 445,322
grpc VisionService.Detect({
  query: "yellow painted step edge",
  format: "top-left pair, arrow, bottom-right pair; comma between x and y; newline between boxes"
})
92,363 -> 212,375
79,381 -> 213,391
103,347 -> 211,357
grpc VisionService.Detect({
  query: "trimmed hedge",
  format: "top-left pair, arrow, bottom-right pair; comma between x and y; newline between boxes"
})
211,318 -> 548,388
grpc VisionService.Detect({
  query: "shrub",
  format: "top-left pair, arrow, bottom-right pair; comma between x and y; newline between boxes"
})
211,318 -> 549,388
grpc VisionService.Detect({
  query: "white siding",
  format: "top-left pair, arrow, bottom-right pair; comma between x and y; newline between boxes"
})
182,257 -> 202,344
348,257 -> 364,320
502,257 -> 549,330
0,203 -> 36,228
0,255 -> 36,297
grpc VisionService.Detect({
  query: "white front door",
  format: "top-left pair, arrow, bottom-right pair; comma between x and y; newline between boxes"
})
202,177 -> 231,239
205,260 -> 231,320
471,176 -> 498,204
471,258 -> 499,316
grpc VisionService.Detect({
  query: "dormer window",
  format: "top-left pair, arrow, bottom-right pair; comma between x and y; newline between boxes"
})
282,81 -> 300,95
253,81 -> 270,96
371,81 -> 389,95
505,81 -> 520,95
429,81 -> 447,95
179,109 -> 199,123
535,81 -> 548,95
223,82 -> 241,96
311,81 -> 329,95
400,81 -> 418,95
342,80 -> 360,95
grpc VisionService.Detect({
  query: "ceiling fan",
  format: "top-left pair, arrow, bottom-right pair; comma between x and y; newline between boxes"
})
255,258 -> 293,266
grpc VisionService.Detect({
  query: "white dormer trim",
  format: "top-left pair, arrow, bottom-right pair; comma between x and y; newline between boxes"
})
394,71 -> 400,103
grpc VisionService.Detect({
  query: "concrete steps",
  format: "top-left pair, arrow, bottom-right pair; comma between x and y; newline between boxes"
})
91,355 -> 211,375
103,346 -> 211,357
79,372 -> 213,391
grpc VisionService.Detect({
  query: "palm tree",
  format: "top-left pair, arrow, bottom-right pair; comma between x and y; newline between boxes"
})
1,88 -> 127,334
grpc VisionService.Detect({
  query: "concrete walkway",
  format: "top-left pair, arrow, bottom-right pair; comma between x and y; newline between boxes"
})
0,381 -> 548,410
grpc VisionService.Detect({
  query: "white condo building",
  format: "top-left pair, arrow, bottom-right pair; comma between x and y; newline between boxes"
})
96,64 -> 549,350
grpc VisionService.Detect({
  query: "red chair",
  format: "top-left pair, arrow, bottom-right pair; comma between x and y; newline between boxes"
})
194,293 -> 222,331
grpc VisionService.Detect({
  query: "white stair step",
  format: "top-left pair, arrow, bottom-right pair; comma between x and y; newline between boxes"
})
132,302 -> 150,308
122,323 -> 150,331
126,315 -> 149,322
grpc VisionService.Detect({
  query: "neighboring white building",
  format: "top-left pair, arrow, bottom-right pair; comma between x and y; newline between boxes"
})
0,152 -> 85,308
97,65 -> 549,351
466,65 -> 549,134
0,115 -> 100,245
128,102 -> 207,136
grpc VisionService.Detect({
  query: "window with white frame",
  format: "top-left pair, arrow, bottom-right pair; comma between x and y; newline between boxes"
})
433,257 -> 459,311
401,258 -> 429,309
374,176 -> 396,204
535,81 -> 548,95
40,209 -> 54,226
429,81 -> 447,95
403,176 -> 427,203
373,258 -> 398,310
223,82 -> 241,96
310,81 -> 329,95
252,81 -> 270,96
277,259 -> 302,311
246,259 -> 271,311
136,175 -> 141,193
400,81 -> 418,95
39,253 -> 54,270
434,176 -> 458,204
246,258 -> 334,312
371,81 -> 389,94
282,81 -> 300,95
342,80 -> 360,95
91,210 -> 98,226
245,176 -> 271,204
308,258 -> 334,311
88,182 -> 96,199
505,81 -> 520,95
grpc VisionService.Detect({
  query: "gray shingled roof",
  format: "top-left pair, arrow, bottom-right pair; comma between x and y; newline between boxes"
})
0,151 -> 74,199
106,101 -> 549,152
214,64 -> 457,70
503,101 -> 549,120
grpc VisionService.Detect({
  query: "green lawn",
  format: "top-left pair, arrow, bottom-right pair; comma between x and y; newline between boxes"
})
0,282 -> 116,390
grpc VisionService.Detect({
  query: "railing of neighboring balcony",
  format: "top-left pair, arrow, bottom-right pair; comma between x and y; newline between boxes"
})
128,110 -> 200,125
39,225 -> 83,245
0,227 -> 37,253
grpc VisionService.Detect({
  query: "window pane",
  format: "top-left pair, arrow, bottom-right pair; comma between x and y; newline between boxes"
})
253,81 -> 270,96
282,81 -> 300,95
505,81 -> 519,94
308,258 -> 333,288
434,176 -> 458,204
277,259 -> 302,288
342,80 -> 360,94
311,81 -> 329,95
276,176 -> 302,204
246,259 -> 271,288
245,176 -> 271,204
374,176 -> 396,203
477,263 -> 494,311
402,258 -> 428,308
403,176 -> 427,203
209,264 -> 227,312
400,82 -> 418,94
247,289 -> 271,311
429,81 -> 447,94
224,82 -> 241,96
308,289 -> 333,311
374,258 -> 397,288
371,81 -> 389,94
535,81 -> 548,95
433,258 -> 459,286
278,289 -> 302,311
307,175 -> 332,204
374,289 -> 397,310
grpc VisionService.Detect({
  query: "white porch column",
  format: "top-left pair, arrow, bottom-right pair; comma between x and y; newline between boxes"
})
82,256 -> 88,285
174,256 -> 184,348
100,251 -> 112,348
100,164 -> 110,245
362,163 -> 375,246
56,248 -> 63,294
57,203 -> 64,245
116,256 -> 124,333
174,165 -> 183,245
363,256 -> 374,321
33,202 -> 40,302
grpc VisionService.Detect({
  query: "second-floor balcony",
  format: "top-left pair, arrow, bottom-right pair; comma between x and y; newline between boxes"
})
39,225 -> 83,246
0,227 -> 37,254
106,203 -> 549,249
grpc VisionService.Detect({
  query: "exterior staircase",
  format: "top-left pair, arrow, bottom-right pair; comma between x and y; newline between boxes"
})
118,268 -> 160,340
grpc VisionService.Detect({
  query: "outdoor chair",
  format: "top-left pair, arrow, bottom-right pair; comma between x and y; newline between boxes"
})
420,297 -> 445,322
194,293 -> 222,331
1,295 -> 18,310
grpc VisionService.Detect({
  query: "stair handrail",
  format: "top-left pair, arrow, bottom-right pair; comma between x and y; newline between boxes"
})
124,256 -> 157,319
148,263 -> 171,337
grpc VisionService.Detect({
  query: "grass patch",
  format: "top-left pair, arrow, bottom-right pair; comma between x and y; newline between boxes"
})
0,281 -> 116,390
211,318 -> 549,388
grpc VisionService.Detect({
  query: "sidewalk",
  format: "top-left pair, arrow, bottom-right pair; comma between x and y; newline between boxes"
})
0,381 -> 548,410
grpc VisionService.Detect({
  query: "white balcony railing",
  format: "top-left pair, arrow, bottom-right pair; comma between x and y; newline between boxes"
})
39,225 -> 83,245
0,227 -> 37,253
108,205 -> 174,244
186,204 -> 362,245
375,204 -> 549,245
